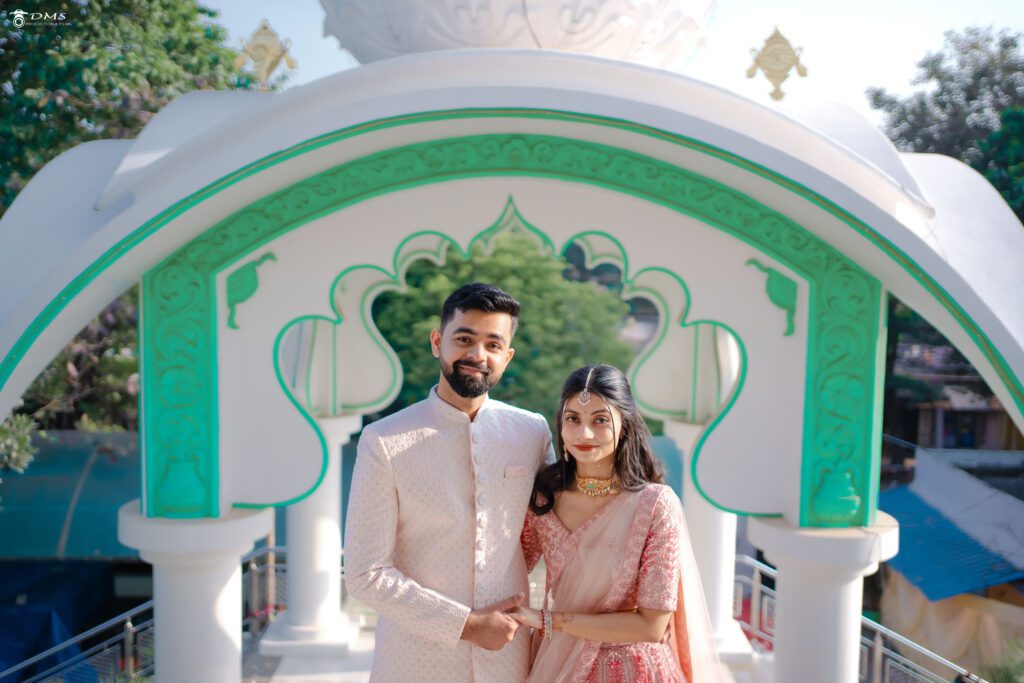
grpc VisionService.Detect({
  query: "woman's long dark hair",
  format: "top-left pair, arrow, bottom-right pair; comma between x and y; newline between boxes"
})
530,364 -> 664,515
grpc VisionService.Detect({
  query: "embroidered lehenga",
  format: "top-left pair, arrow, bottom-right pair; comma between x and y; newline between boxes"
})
521,484 -> 719,683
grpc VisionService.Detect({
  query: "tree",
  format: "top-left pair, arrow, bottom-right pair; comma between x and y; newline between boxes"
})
0,1 -> 254,453
867,27 -> 1024,164
372,231 -> 636,428
972,106 -> 1024,223
1,0 -> 254,217
18,287 -> 140,431
867,29 -> 1024,461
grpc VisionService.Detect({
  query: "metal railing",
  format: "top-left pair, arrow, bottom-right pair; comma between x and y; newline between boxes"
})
4,549 -> 993,682
0,547 -> 282,683
733,554 -> 988,683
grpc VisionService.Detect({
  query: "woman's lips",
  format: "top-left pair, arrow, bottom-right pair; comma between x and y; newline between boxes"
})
574,445 -> 598,451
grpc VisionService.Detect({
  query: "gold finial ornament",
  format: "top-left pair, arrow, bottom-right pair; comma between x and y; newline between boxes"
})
746,28 -> 807,101
235,20 -> 297,89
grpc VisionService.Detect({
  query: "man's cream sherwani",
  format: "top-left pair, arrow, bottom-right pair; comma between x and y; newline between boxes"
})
345,388 -> 552,682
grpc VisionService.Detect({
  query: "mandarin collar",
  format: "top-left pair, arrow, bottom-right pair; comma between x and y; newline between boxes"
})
428,385 -> 491,424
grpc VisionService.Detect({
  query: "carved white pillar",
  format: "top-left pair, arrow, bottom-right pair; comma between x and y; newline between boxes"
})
118,501 -> 273,683
748,513 -> 899,683
260,414 -> 362,656
663,421 -> 754,671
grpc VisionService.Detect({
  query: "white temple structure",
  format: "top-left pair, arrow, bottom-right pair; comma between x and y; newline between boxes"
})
1,1 -> 1022,681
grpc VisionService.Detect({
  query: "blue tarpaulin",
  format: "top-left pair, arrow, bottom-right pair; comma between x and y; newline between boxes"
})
879,485 -> 1024,601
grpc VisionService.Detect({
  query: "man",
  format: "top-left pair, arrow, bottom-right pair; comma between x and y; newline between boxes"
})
345,282 -> 553,682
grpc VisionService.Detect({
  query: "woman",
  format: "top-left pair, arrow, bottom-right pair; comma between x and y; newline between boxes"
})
513,364 -> 720,682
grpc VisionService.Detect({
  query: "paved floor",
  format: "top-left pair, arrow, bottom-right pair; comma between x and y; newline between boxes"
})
244,597 -> 378,683
248,629 -> 375,683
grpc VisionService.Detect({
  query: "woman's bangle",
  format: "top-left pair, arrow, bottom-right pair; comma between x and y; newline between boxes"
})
542,609 -> 553,640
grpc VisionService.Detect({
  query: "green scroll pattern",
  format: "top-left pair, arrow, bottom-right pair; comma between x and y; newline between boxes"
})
141,133 -> 880,524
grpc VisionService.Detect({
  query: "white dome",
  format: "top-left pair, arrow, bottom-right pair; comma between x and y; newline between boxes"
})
320,0 -> 715,69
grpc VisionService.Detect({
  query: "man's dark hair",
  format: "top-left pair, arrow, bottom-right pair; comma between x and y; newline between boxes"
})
440,282 -> 520,335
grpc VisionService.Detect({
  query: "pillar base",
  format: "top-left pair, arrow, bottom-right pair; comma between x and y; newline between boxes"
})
717,618 -> 756,670
263,413 -> 363,659
259,610 -> 362,656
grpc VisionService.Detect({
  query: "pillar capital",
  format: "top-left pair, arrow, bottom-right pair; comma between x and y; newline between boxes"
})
316,414 -> 363,446
749,511 -> 899,576
118,500 -> 273,560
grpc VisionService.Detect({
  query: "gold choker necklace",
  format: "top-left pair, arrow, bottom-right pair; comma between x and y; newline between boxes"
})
576,476 -> 614,497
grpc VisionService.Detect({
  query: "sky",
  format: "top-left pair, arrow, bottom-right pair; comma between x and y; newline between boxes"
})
207,0 -> 1024,126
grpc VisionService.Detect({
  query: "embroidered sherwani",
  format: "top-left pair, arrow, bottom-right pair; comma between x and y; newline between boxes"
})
345,388 -> 553,682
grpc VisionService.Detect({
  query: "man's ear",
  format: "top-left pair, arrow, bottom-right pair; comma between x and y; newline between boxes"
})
505,346 -> 515,364
429,328 -> 441,358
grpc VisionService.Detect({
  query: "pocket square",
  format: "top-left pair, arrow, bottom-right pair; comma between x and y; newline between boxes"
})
504,466 -> 527,478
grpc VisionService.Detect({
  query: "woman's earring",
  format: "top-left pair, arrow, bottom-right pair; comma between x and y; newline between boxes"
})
562,448 -> 570,462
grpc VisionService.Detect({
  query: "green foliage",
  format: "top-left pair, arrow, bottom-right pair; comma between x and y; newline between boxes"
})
0,413 -> 43,474
867,27 -> 1024,164
20,287 -> 140,430
372,231 -> 636,427
2,2 -> 256,436
973,107 -> 1024,223
980,640 -> 1024,683
1,0 -> 255,218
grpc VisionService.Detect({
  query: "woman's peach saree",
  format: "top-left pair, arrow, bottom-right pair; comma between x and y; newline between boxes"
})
523,485 -> 722,682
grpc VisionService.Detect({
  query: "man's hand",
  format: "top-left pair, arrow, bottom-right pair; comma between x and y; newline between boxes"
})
508,605 -> 542,630
460,594 -> 524,651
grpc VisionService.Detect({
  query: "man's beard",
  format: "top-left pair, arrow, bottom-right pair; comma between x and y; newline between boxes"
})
441,358 -> 497,398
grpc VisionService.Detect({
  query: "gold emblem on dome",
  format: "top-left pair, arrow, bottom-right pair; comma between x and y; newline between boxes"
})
235,20 -> 297,89
746,28 -> 807,101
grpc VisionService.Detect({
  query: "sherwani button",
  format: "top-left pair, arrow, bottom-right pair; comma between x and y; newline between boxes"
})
477,515 -> 486,528
476,582 -> 485,593
477,494 -> 489,506
476,560 -> 486,572
476,539 -> 485,550
477,473 -> 489,484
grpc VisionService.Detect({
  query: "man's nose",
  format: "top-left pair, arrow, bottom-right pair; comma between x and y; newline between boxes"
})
464,343 -> 485,360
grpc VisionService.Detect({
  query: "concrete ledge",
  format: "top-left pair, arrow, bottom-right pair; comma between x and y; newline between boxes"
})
259,612 -> 362,657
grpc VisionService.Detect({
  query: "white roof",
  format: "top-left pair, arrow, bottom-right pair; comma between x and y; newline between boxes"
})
1,49 -> 1022,424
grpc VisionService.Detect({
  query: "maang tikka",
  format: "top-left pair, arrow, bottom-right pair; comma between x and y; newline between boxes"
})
578,368 -> 595,405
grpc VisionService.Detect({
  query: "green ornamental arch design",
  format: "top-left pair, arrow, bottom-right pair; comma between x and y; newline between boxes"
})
141,130 -> 882,527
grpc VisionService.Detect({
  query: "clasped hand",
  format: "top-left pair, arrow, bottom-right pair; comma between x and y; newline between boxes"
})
508,605 -> 542,630
461,593 -> 525,651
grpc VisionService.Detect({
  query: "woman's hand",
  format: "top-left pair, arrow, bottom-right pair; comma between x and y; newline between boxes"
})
509,605 -> 543,630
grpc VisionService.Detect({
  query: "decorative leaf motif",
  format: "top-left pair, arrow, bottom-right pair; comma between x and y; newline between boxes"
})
225,252 -> 276,330
746,258 -> 797,336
